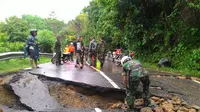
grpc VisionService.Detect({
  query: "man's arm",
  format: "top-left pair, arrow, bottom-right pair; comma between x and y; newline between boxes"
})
27,37 -> 36,46
122,68 -> 127,89
89,41 -> 92,51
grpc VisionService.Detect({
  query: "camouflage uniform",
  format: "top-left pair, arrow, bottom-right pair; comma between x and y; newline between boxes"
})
54,39 -> 62,65
122,61 -> 150,109
84,46 -> 89,61
97,40 -> 107,67
89,39 -> 97,67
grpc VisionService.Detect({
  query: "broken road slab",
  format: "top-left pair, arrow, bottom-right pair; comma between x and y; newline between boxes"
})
5,73 -> 64,111
29,62 -> 115,89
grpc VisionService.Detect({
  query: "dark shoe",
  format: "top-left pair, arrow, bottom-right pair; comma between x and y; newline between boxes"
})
100,63 -> 103,68
75,65 -> 78,68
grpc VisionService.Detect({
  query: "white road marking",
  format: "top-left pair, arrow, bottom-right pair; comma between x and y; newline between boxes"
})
193,80 -> 200,84
95,108 -> 102,112
86,62 -> 120,89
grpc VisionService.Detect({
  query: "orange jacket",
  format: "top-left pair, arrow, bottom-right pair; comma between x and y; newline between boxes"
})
68,45 -> 74,52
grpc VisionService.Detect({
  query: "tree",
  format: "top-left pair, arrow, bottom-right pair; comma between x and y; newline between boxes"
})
3,16 -> 29,42
37,30 -> 55,53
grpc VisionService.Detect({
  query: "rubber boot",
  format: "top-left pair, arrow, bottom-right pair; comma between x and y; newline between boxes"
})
30,60 -> 36,68
34,60 -> 39,68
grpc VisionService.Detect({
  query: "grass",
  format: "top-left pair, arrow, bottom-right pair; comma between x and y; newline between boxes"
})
0,56 -> 50,74
142,62 -> 200,77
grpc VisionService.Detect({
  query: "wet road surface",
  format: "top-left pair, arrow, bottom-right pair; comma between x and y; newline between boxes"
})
29,61 -> 114,89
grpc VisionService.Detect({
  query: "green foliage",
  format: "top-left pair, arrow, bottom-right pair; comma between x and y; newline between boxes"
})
37,30 -> 55,53
0,33 -> 24,52
0,56 -> 50,74
63,0 -> 200,76
0,14 -> 66,53
3,16 -> 29,42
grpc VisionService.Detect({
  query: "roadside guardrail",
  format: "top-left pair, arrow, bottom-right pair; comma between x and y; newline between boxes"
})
0,52 -> 52,61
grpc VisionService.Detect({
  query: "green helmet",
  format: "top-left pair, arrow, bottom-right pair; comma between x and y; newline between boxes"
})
30,29 -> 37,36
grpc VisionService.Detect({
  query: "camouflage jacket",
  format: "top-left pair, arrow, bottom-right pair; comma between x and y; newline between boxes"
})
97,40 -> 107,56
122,61 -> 144,79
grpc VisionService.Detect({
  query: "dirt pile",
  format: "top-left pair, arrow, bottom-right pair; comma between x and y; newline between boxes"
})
51,84 -> 122,109
108,95 -> 200,111
150,96 -> 200,112
0,77 -> 16,106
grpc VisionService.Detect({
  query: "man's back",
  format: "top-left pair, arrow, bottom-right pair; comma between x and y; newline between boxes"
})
89,39 -> 97,52
98,41 -> 106,54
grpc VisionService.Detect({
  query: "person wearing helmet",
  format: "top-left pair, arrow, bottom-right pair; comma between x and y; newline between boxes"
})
25,29 -> 40,68
73,35 -> 84,69
121,56 -> 150,109
68,42 -> 75,61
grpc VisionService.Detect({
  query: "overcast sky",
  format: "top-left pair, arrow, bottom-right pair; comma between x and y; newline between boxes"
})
0,0 -> 90,23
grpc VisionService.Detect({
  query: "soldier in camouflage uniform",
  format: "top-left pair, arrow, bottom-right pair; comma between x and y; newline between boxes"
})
97,37 -> 107,68
121,56 -> 150,109
84,46 -> 89,61
54,36 -> 62,65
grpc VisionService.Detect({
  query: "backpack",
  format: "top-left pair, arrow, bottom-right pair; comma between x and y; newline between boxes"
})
91,41 -> 97,51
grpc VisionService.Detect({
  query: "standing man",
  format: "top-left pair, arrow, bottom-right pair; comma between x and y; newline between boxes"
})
25,29 -> 40,68
121,56 -> 150,109
97,37 -> 107,68
54,36 -> 62,65
89,37 -> 98,67
73,35 -> 84,69
68,42 -> 75,61
84,46 -> 89,61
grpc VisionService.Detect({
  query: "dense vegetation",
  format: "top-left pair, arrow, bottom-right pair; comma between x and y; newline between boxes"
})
63,0 -> 200,76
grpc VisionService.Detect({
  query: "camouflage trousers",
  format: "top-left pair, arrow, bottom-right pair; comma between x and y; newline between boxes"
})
76,52 -> 84,65
89,51 -> 97,67
126,75 -> 150,109
55,51 -> 61,64
98,54 -> 105,67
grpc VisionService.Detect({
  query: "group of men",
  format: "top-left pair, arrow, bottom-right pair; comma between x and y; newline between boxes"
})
87,37 -> 107,68
24,29 -> 150,110
54,35 -> 107,69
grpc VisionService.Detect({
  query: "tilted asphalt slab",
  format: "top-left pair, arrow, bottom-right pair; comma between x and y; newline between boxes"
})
29,62 -> 114,89
5,73 -> 64,111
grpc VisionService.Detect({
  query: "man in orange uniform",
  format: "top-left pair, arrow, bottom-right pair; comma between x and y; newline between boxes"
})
68,42 -> 75,61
